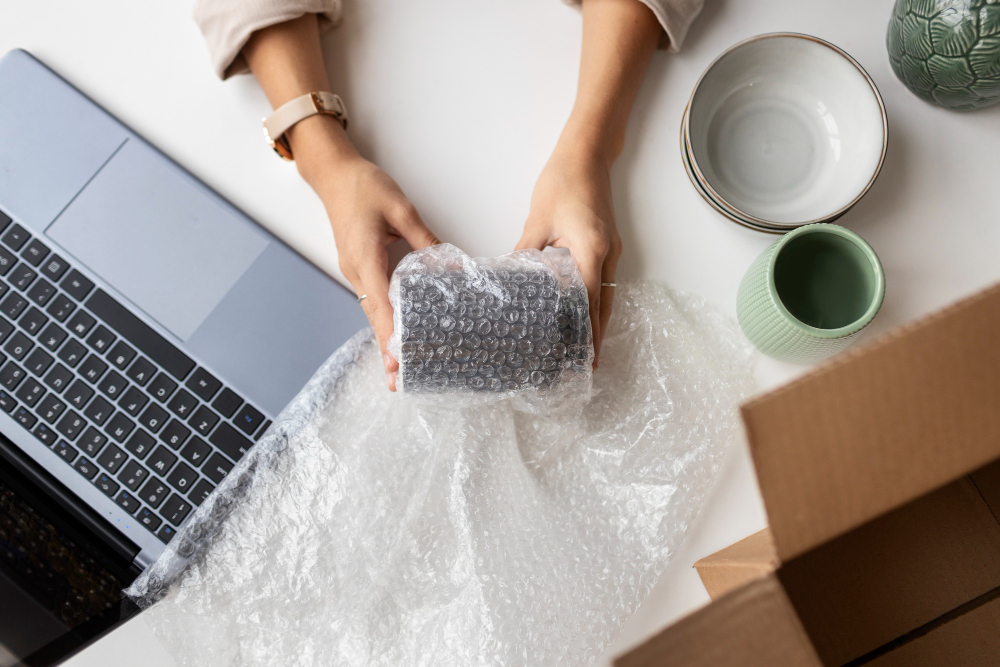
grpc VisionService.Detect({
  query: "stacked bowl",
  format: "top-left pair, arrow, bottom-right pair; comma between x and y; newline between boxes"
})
682,33 -> 888,233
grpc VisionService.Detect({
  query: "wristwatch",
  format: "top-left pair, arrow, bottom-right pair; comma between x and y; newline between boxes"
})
262,91 -> 348,161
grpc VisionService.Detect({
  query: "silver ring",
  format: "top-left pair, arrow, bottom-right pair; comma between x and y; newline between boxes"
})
601,282 -> 616,288
358,294 -> 367,302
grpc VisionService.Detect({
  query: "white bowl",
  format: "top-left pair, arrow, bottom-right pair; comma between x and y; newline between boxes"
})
685,33 -> 887,226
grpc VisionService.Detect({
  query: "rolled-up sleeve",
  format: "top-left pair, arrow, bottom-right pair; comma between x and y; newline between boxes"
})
193,0 -> 343,79
564,0 -> 704,51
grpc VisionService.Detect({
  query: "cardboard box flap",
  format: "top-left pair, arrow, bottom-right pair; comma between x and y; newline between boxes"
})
694,528 -> 778,600
742,282 -> 1000,562
614,574 -> 822,667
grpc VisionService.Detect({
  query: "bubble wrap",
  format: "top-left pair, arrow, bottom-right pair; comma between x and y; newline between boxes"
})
126,281 -> 755,667
388,244 -> 592,414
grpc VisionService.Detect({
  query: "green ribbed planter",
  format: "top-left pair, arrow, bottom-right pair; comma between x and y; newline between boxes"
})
887,0 -> 1000,110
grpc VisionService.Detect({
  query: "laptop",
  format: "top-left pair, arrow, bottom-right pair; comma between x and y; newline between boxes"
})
0,49 -> 368,664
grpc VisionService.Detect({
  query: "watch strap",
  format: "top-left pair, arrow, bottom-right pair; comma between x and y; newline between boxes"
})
262,91 -> 348,161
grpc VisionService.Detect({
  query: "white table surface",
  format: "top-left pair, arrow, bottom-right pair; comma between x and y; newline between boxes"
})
4,0 -> 1000,664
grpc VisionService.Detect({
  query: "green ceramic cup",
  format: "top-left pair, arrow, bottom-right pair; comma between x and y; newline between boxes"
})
736,224 -> 885,363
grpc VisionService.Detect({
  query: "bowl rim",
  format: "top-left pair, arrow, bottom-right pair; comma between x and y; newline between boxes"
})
765,223 -> 886,338
684,32 -> 889,227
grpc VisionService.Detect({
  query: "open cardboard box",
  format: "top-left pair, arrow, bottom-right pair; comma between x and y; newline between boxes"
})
615,282 -> 1000,666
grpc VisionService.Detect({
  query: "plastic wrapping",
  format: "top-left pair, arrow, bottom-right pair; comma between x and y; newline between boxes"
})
126,280 -> 755,667
388,244 -> 592,415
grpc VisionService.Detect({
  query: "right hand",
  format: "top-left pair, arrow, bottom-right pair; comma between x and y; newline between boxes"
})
310,153 -> 440,392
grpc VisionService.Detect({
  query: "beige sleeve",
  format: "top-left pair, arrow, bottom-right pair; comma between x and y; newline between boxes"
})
193,0 -> 343,80
563,0 -> 704,51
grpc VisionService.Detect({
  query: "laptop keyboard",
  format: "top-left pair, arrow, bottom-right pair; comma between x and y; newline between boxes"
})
0,211 -> 271,544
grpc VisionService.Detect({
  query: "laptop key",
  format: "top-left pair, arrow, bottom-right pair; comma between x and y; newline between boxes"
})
64,379 -> 94,409
15,378 -> 44,407
33,422 -> 58,446
96,443 -> 127,473
188,404 -> 219,436
138,402 -> 169,433
107,340 -> 136,370
203,452 -> 234,483
0,361 -> 26,389
0,293 -> 28,320
24,348 -> 53,376
0,317 -> 12,344
166,462 -> 197,493
0,211 -> 8,231
86,325 -> 115,353
36,393 -> 65,423
12,406 -> 36,429
41,254 -> 69,282
55,410 -> 86,440
160,419 -> 191,450
114,490 -> 141,514
209,422 -> 252,462
233,404 -> 264,436
254,420 -> 272,442
0,389 -> 16,413
57,338 -> 87,367
9,263 -> 37,291
105,412 -> 136,443
0,246 -> 15,276
79,426 -> 108,457
39,322 -> 67,351
26,278 -> 55,307
126,357 -> 155,386
136,507 -> 161,531
97,370 -> 127,399
19,307 -> 47,336
79,354 -> 108,384
43,363 -> 73,393
83,395 -> 113,426
167,389 -> 197,419
211,387 -> 242,419
118,460 -> 150,492
138,477 -> 169,509
160,494 -> 193,526
73,456 -> 98,480
53,440 -> 79,463
61,269 -> 95,301
189,479 -> 215,506
179,437 -> 209,467
124,429 -> 155,459
67,310 -> 96,337
93,473 -> 119,498
118,386 -> 148,416
186,368 -> 221,401
20,239 -> 49,267
147,446 -> 177,476
148,372 -> 177,403
156,524 -> 176,544
1,224 -> 29,251
46,293 -> 75,322
4,332 -> 31,361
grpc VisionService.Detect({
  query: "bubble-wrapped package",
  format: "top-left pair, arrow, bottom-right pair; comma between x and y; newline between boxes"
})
126,278 -> 756,667
389,244 -> 593,413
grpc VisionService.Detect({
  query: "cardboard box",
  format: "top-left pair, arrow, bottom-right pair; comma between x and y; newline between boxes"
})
615,283 -> 1000,666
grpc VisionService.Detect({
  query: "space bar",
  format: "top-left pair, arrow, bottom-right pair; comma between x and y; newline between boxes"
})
85,289 -> 196,381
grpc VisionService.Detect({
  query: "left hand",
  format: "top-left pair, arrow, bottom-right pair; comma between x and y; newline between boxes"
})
516,142 -> 622,367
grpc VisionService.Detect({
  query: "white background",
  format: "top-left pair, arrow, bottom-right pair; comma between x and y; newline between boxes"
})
2,0 -> 999,664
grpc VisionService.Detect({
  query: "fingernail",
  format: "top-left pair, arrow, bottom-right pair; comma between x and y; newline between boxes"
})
386,372 -> 394,390
383,353 -> 393,372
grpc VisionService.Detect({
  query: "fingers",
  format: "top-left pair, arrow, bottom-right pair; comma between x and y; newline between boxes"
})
572,248 -> 605,368
515,219 -> 549,251
598,246 -> 620,362
355,253 -> 398,391
392,201 -> 441,250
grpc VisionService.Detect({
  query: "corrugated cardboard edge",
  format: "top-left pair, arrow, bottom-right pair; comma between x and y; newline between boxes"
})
613,574 -> 822,667
694,528 -> 778,600
741,282 -> 1000,562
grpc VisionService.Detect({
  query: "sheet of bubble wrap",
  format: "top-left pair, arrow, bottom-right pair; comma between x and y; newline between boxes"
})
126,281 -> 755,667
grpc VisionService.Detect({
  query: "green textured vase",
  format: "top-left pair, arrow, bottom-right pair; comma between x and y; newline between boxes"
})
736,224 -> 885,364
887,0 -> 1000,110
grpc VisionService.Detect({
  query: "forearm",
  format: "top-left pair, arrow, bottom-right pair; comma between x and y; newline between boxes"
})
561,0 -> 662,162
242,14 -> 358,189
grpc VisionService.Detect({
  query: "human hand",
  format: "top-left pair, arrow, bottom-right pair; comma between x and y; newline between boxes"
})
306,143 -> 440,391
515,143 -> 622,367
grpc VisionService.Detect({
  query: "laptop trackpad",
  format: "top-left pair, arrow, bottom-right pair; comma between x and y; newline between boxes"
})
46,139 -> 269,341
